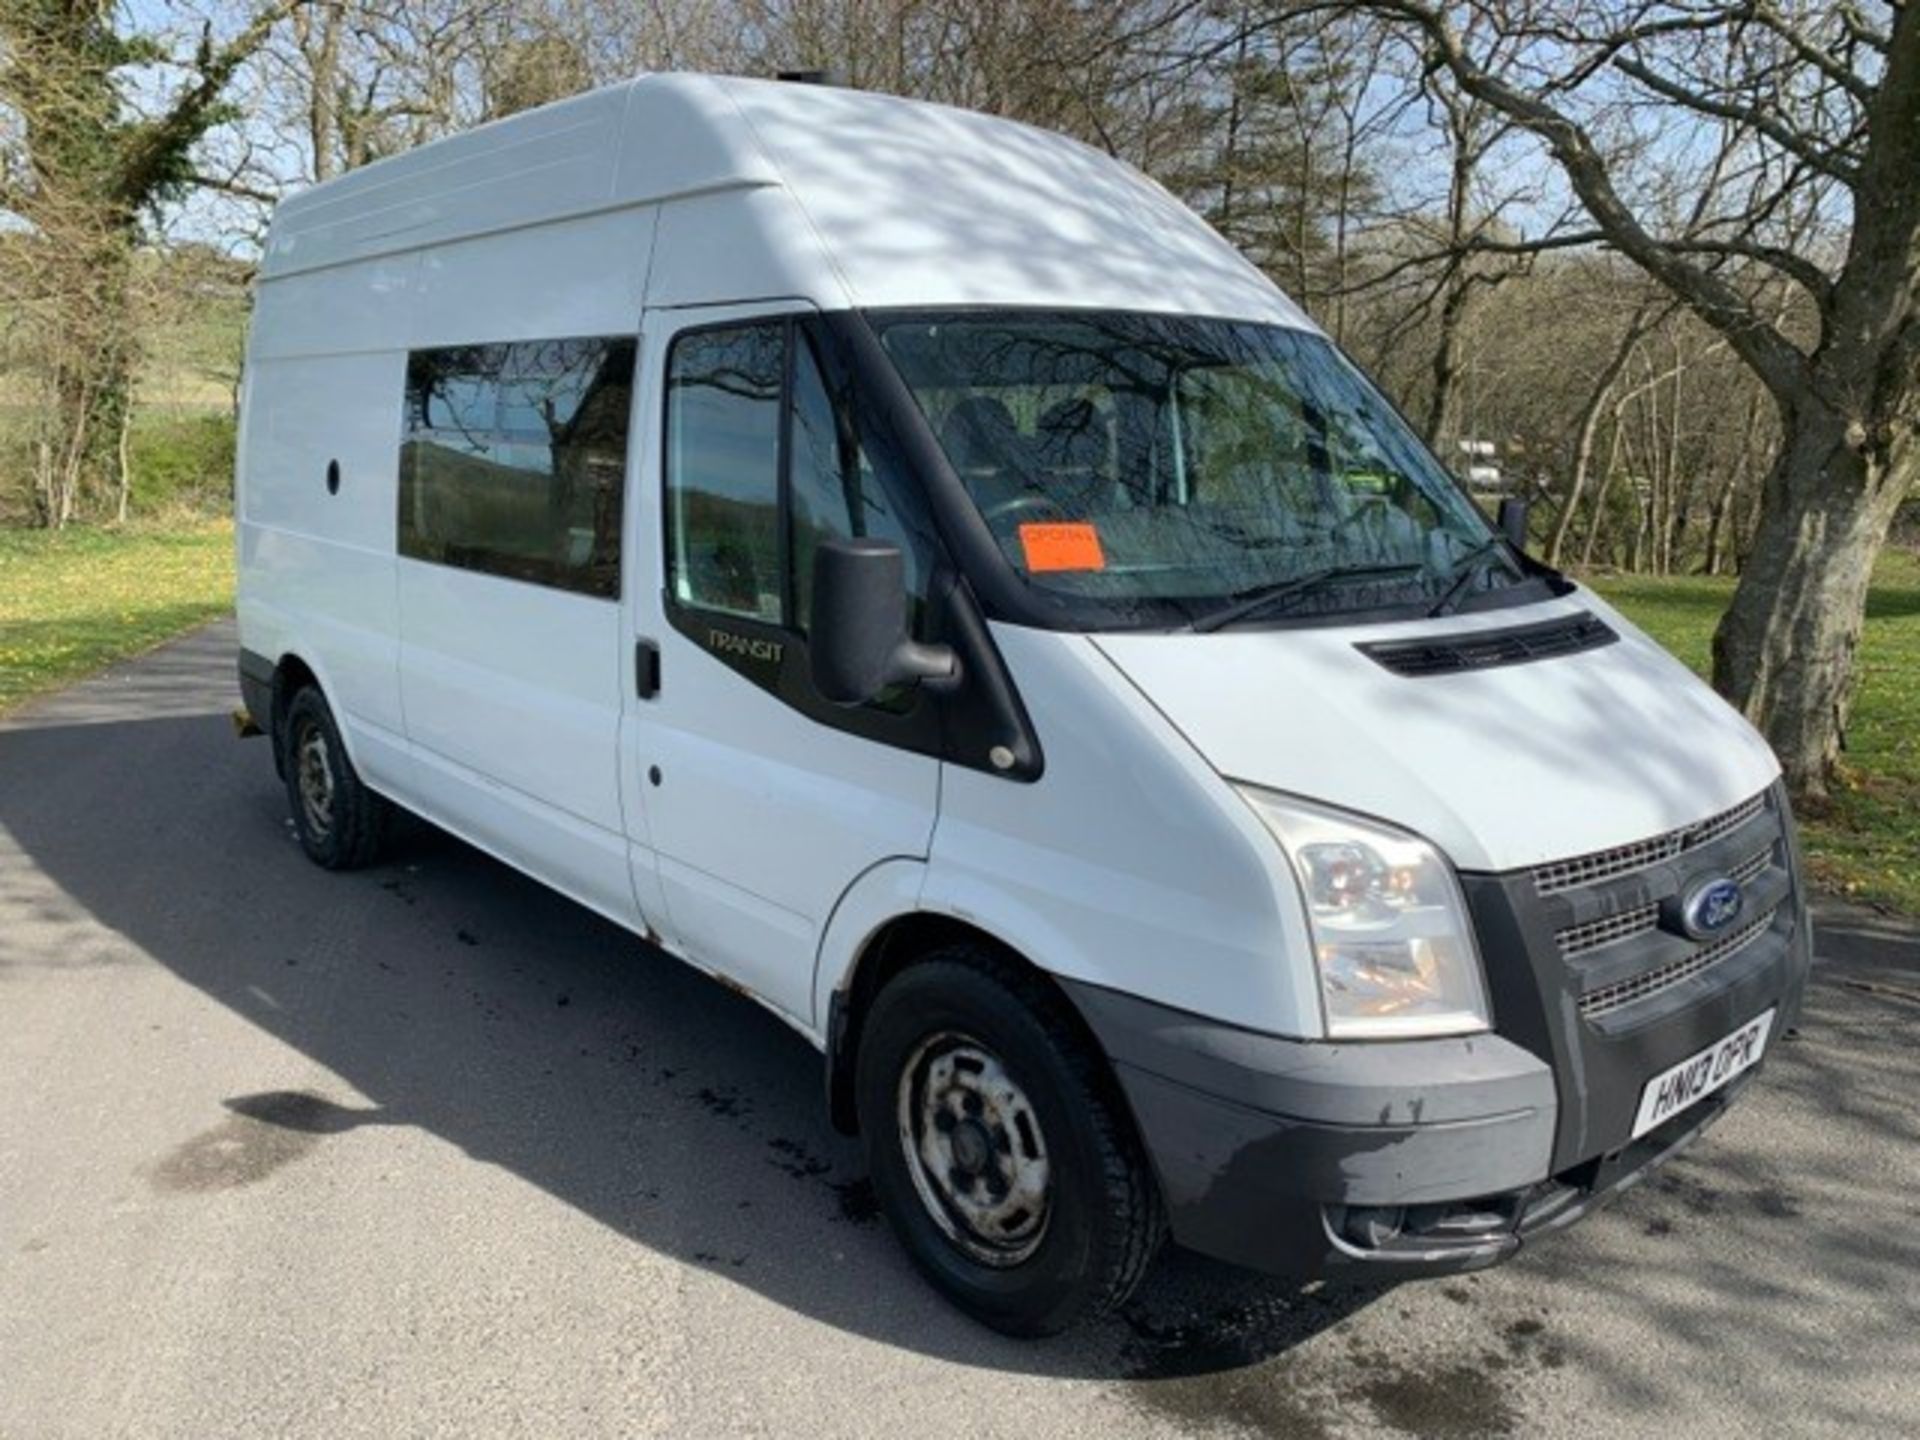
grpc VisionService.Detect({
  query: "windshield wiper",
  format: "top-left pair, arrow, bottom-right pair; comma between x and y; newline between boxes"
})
1187,562 -> 1428,633
1426,539 -> 1514,617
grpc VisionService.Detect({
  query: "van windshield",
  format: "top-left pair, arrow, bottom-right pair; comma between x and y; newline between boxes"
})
875,310 -> 1530,627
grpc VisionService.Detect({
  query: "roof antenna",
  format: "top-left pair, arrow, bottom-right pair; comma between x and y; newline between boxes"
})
775,68 -> 840,86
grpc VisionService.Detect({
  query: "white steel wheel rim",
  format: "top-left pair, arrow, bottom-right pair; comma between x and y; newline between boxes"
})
896,1031 -> 1052,1267
295,723 -> 335,838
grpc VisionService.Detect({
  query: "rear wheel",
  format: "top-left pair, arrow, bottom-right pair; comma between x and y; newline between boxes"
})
281,686 -> 390,870
856,947 -> 1164,1335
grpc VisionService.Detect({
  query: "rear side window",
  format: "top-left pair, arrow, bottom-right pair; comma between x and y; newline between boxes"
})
399,336 -> 635,598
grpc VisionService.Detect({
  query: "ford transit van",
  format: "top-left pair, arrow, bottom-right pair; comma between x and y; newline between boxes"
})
235,73 -> 1811,1335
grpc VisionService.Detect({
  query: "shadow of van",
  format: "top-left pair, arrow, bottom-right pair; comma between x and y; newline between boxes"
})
0,623 -> 1380,1380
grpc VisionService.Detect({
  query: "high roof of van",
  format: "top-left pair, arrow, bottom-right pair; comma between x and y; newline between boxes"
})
261,73 -> 1312,329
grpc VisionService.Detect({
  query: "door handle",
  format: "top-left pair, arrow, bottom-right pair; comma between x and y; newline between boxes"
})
635,639 -> 661,700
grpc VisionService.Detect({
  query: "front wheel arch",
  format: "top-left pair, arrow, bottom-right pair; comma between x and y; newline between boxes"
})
825,913 -> 1139,1159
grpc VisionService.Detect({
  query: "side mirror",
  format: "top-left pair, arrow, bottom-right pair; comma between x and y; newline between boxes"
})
1497,496 -> 1530,553
810,538 -> 959,706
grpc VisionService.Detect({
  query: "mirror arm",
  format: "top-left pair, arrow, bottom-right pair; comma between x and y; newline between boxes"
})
893,639 -> 961,693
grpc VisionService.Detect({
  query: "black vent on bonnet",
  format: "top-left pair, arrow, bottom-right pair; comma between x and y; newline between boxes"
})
1357,612 -> 1618,677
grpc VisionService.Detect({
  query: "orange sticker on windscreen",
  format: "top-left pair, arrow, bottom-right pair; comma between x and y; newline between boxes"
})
1018,522 -> 1106,573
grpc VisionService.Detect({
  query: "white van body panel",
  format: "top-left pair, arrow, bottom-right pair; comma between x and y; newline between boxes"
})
810,857 -> 928,1022
396,566 -> 638,920
1092,590 -> 1782,873
923,626 -> 1324,1038
261,84 -> 643,280
725,79 -> 1310,327
236,339 -> 410,793
386,203 -> 656,929
410,207 -> 657,346
257,74 -> 1308,331
644,186 -> 848,311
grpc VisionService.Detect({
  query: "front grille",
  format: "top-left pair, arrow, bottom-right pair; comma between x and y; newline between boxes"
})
1533,791 -> 1769,895
1577,906 -> 1779,1020
1460,781 -> 1801,1174
1557,903 -> 1659,958
1554,844 -> 1774,958
1729,847 -> 1771,885
1357,612 -> 1617,677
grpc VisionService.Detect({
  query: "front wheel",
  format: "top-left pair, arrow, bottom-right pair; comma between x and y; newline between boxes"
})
856,949 -> 1165,1335
281,686 -> 390,870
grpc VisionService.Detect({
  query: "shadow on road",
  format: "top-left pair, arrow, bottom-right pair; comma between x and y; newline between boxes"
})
0,625 -> 1385,1382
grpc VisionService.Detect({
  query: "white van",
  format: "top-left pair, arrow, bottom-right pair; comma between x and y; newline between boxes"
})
236,73 -> 1810,1335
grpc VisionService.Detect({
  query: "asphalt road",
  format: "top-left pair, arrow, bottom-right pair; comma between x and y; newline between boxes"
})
3,621 -> 1918,1440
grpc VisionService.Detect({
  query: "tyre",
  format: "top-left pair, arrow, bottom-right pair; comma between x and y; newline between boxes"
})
281,685 -> 390,870
855,947 -> 1165,1335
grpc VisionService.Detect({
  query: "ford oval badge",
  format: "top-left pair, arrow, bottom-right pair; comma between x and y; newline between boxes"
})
1681,876 -> 1744,940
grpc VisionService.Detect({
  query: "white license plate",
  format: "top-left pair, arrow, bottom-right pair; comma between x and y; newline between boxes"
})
1631,1008 -> 1775,1139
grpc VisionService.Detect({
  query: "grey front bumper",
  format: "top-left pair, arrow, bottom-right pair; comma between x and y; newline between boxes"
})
1062,981 -> 1559,1278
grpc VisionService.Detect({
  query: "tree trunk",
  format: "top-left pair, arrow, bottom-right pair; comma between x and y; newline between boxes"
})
1661,348 -> 1685,574
1422,104 -> 1480,452
1703,472 -> 1737,576
1711,406 -> 1916,800
1546,310 -> 1649,566
115,401 -> 133,524
1704,392 -> 1763,576
1581,420 -> 1624,569
1422,270 -> 1473,450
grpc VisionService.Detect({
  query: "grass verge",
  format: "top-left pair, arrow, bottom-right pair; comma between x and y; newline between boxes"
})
1594,549 -> 1920,917
0,521 -> 234,715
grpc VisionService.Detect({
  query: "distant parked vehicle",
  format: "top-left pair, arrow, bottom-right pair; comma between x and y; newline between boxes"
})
235,73 -> 1811,1335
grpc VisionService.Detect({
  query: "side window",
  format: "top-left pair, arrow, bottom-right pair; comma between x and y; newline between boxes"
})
664,324 -> 785,621
399,336 -> 634,598
788,327 -> 922,633
665,316 -> 936,654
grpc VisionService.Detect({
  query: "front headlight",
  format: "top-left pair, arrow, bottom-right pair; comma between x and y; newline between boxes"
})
1236,786 -> 1490,1039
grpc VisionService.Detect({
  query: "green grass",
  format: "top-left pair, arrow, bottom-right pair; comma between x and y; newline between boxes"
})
0,521 -> 234,714
1594,549 -> 1920,916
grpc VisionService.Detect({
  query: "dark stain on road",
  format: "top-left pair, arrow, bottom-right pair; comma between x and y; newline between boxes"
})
1121,1277 -> 1552,1439
1502,1314 -> 1568,1371
830,1177 -> 879,1225
767,1136 -> 830,1180
1353,1350 -> 1519,1437
1120,1284 -> 1376,1437
1652,1167 -> 1723,1216
1127,1362 -> 1338,1440
696,1085 -> 748,1119
149,1091 -> 383,1193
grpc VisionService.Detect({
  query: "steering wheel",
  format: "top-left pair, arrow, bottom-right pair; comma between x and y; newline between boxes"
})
981,493 -> 1072,527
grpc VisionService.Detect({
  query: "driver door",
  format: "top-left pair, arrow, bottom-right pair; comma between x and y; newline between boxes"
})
626,301 -> 941,1026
